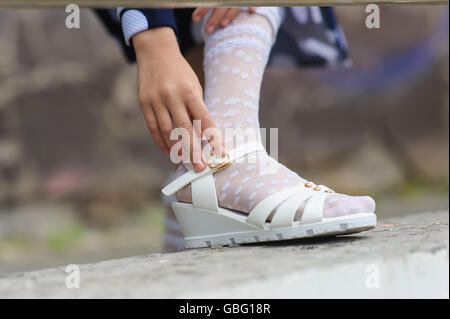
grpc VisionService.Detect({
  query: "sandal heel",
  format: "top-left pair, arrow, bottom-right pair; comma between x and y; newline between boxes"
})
172,202 -> 258,248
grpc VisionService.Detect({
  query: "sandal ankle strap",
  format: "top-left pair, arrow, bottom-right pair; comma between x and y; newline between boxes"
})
162,142 -> 266,196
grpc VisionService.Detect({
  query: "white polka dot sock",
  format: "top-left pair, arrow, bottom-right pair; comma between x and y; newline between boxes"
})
175,11 -> 375,219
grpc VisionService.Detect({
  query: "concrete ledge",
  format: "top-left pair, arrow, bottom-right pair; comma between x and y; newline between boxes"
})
0,211 -> 448,298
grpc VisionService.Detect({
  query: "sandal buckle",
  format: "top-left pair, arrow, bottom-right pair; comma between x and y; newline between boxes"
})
207,153 -> 232,172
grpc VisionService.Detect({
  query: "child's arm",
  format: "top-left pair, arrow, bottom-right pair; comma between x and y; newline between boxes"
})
120,8 -> 249,171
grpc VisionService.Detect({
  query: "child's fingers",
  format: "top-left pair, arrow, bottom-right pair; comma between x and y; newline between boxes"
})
205,8 -> 227,33
153,104 -> 176,152
169,102 -> 206,172
186,95 -> 225,159
192,8 -> 210,22
142,106 -> 170,155
221,8 -> 241,27
248,7 -> 256,13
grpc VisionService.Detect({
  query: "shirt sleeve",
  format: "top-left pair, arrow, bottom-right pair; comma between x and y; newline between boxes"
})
118,8 -> 178,46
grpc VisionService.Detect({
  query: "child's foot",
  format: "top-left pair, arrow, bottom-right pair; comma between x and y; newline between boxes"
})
164,142 -> 376,248
174,151 -> 375,221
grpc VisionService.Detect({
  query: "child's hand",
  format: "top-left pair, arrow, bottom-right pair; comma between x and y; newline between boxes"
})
133,27 -> 224,172
192,7 -> 256,34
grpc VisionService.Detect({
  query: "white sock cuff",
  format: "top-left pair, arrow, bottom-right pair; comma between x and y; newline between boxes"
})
249,7 -> 282,38
201,7 -> 282,43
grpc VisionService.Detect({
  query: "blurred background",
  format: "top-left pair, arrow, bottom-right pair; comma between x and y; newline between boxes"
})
0,5 -> 448,274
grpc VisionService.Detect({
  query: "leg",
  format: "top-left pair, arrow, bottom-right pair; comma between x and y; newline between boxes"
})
175,8 -> 375,222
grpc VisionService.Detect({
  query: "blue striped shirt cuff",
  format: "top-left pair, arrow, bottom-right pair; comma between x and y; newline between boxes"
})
118,8 -> 178,46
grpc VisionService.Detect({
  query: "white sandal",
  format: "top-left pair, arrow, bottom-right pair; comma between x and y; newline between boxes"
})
162,142 -> 376,249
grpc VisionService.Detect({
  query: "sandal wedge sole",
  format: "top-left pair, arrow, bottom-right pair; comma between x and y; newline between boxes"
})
172,202 -> 376,249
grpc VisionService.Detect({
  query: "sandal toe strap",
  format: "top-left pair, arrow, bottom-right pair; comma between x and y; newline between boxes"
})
247,186 -> 332,229
246,185 -> 305,228
269,188 -> 315,228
